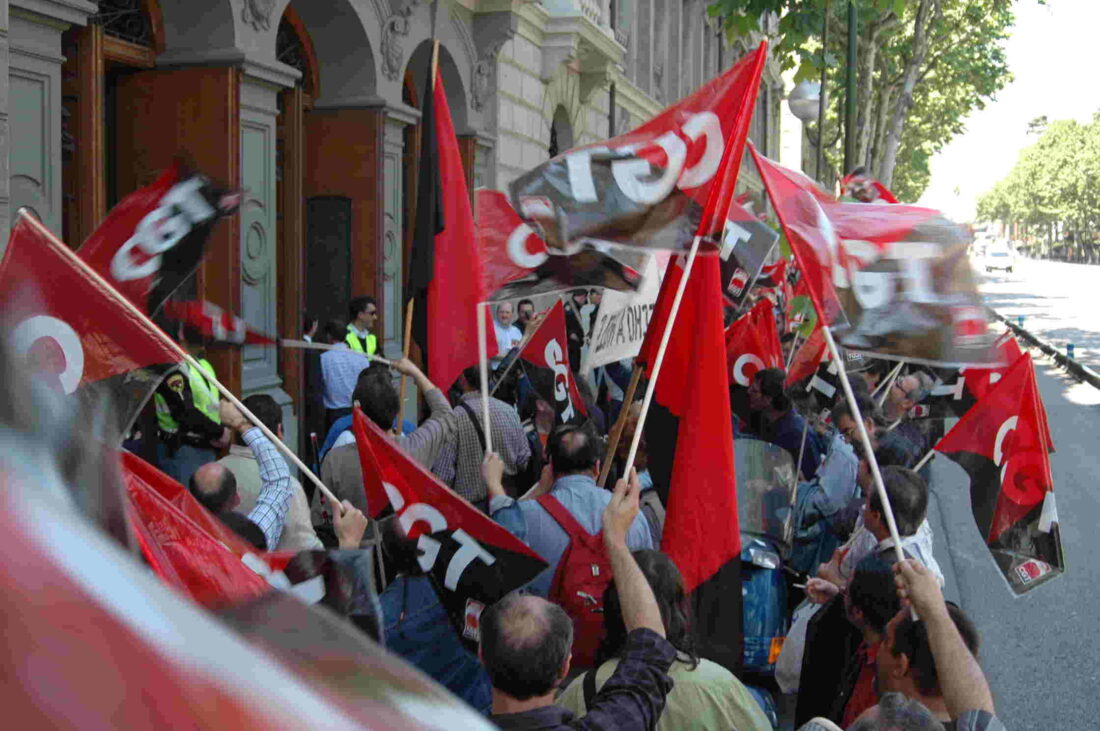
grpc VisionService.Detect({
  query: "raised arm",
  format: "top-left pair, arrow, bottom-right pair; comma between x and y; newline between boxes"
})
221,400 -> 292,551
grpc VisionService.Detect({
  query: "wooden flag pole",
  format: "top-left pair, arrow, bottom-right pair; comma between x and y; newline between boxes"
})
24,213 -> 341,508
597,365 -> 643,488
874,361 -> 905,409
477,302 -> 494,454
783,417 -> 811,545
622,235 -> 704,478
488,308 -> 548,397
821,326 -> 907,567
397,299 -> 414,408
785,331 -> 802,371
281,339 -> 391,365
913,448 -> 935,473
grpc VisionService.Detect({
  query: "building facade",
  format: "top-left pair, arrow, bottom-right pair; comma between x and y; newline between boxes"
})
0,0 -> 782,450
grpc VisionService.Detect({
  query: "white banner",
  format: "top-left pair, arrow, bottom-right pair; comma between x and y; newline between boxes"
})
581,256 -> 666,373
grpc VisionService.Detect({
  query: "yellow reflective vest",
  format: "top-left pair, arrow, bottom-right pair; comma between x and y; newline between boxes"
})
345,326 -> 378,356
155,358 -> 220,433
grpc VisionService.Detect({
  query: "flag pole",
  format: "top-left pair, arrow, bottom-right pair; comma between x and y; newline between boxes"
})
488,307 -> 547,397
281,339 -> 391,365
785,331 -> 802,371
597,364 -> 643,487
477,301 -> 494,454
821,326 -> 907,566
397,299 -> 414,408
783,418 -> 811,545
24,214 -> 341,508
874,361 -> 904,408
622,235 -> 704,477
912,448 -> 935,473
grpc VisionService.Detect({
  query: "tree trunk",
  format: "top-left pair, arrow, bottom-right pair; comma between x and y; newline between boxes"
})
855,15 -> 896,169
870,85 -> 895,178
878,0 -> 941,188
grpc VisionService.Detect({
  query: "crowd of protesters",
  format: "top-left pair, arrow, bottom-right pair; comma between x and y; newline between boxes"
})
124,279 -> 1009,731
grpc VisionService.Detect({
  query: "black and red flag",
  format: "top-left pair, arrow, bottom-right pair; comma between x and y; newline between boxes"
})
1,213 -> 181,432
77,161 -> 239,317
725,298 -> 783,388
514,300 -> 588,424
718,197 -> 780,304
351,406 -> 547,648
408,67 -> 497,389
786,324 -> 828,388
933,353 -> 1063,594
161,300 -> 275,345
475,189 -> 645,301
510,42 -> 768,253
750,146 -> 997,367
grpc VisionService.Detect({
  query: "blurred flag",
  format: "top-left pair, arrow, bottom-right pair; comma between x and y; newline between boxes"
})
162,300 -> 275,345
515,300 -> 588,424
933,353 -> 1063,594
725,298 -> 783,388
718,199 -> 780,305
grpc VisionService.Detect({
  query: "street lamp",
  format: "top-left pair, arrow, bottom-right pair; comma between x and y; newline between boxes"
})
788,81 -> 825,180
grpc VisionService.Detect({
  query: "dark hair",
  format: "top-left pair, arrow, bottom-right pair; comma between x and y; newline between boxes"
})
352,367 -> 399,431
848,552 -> 902,634
848,692 -> 945,731
303,312 -> 317,333
242,393 -> 281,433
548,423 -> 599,475
461,365 -> 483,391
348,295 -> 377,322
480,593 -> 573,700
891,603 -> 979,697
598,551 -> 697,668
189,466 -> 237,514
518,299 -> 535,310
832,392 -> 880,428
870,466 -> 928,537
754,367 -> 791,412
323,319 -> 345,344
218,512 -> 266,550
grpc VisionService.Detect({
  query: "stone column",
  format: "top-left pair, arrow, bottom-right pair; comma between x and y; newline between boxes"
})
0,1 -> 10,246
7,0 -> 95,244
380,104 -> 416,362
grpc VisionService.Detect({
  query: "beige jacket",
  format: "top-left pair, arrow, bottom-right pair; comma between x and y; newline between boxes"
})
219,446 -> 322,552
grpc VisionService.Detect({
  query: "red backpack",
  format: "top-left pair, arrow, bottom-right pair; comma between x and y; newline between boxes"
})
536,494 -> 613,668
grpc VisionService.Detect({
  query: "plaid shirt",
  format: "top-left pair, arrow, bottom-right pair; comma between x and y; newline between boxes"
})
241,427 -> 292,550
320,344 -> 371,410
491,628 -> 676,730
432,392 -> 531,503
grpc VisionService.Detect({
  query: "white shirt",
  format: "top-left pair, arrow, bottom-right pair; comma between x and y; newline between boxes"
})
493,320 -> 522,355
840,517 -> 944,587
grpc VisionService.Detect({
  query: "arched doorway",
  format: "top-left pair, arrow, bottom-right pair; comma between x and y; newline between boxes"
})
549,105 -> 574,158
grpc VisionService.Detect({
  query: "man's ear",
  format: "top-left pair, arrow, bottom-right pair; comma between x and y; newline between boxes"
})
894,650 -> 911,680
592,459 -> 601,479
558,652 -> 572,685
277,424 -> 284,441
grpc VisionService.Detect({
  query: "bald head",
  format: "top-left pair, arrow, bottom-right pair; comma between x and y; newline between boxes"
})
480,593 -> 573,701
189,462 -> 238,514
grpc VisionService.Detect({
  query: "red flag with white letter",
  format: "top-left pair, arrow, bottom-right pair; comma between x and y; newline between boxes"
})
77,161 -> 239,317
515,300 -> 588,424
933,353 -> 1062,594
510,43 -> 767,252
352,407 -> 546,648
0,213 -> 179,430
725,298 -> 783,388
161,300 -> 275,345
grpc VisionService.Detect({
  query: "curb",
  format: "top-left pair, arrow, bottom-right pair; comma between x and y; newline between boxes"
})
987,308 -> 1100,391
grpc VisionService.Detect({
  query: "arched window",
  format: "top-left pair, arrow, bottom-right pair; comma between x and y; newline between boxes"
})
276,9 -> 319,99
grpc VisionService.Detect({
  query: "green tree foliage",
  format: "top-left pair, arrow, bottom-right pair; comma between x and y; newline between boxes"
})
977,118 -> 1100,257
708,0 -> 1014,200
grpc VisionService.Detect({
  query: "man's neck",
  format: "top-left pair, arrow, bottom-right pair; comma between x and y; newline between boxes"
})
351,322 -> 370,336
491,688 -> 556,716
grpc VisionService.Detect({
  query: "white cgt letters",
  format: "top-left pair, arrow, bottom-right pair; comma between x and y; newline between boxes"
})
110,177 -> 217,283
544,338 -> 576,422
383,482 -> 497,592
732,353 -> 766,388
12,315 -> 84,394
564,112 -> 725,205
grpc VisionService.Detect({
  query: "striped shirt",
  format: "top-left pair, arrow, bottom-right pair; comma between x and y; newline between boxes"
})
320,344 -> 371,410
432,392 -> 531,504
240,427 -> 293,551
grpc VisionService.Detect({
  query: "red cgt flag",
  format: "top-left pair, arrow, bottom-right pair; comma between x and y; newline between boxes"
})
637,252 -> 738,592
933,353 -> 1062,594
351,407 -> 547,648
0,213 -> 180,432
162,300 -> 276,345
515,300 -> 588,424
725,298 -> 783,388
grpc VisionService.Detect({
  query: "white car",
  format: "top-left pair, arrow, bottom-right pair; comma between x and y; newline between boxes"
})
985,246 -> 1016,273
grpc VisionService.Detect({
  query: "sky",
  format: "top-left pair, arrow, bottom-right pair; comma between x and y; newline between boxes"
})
917,0 -> 1100,221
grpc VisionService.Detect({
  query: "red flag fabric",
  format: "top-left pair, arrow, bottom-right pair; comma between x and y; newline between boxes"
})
352,409 -> 547,647
510,43 -> 767,253
933,353 -> 1062,594
416,70 -> 496,389
77,162 -> 238,316
786,325 -> 829,387
162,300 -> 275,345
0,214 -> 179,430
516,300 -> 588,424
751,146 -> 996,367
475,189 -> 645,302
351,406 -> 391,517
725,298 -> 783,388
636,252 -> 739,591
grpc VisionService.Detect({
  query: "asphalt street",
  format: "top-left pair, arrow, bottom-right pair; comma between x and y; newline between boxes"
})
926,257 -> 1100,729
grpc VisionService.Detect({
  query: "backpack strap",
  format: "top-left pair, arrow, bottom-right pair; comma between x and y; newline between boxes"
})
536,494 -> 603,552
456,401 -> 487,453
582,666 -> 600,710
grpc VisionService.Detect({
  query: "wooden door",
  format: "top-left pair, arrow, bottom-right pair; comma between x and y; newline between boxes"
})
110,66 -> 242,392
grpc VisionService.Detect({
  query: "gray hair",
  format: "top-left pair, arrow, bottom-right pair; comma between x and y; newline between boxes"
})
848,692 -> 945,731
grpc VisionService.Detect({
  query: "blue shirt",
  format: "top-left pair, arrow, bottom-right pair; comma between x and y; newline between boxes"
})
490,473 -> 653,597
320,344 -> 371,410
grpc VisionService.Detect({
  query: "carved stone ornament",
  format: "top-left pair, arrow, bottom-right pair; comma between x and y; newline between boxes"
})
381,14 -> 411,81
471,11 -> 518,111
241,0 -> 276,32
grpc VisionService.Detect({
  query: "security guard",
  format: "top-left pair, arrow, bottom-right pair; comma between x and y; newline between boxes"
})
155,324 -> 229,485
345,295 -> 379,356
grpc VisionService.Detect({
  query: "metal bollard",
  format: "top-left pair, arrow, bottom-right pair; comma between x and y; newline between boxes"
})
1017,315 -> 1025,328
1067,343 -> 1075,360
